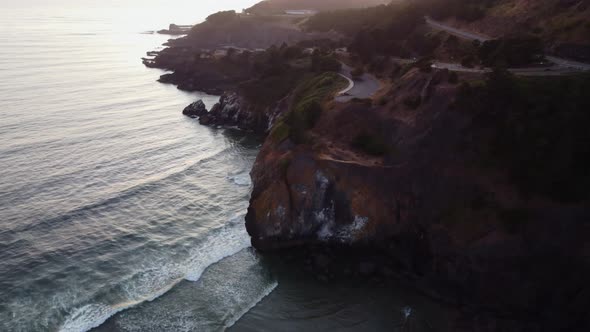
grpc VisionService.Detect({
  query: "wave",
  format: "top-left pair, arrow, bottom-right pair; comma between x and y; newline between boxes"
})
58,214 -> 252,332
226,171 -> 252,187
224,281 -> 278,330
0,145 -> 234,236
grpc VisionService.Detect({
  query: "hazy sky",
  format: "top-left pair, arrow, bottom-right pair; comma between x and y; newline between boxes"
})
0,0 -> 261,26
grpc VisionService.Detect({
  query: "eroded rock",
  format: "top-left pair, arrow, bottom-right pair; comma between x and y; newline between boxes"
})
182,100 -> 208,118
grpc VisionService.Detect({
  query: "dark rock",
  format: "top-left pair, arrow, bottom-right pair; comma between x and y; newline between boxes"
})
182,100 -> 208,118
313,254 -> 332,270
359,262 -> 376,276
198,114 -> 212,125
193,92 -> 276,133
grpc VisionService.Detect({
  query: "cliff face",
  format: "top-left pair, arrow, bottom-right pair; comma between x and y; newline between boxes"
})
245,68 -> 590,329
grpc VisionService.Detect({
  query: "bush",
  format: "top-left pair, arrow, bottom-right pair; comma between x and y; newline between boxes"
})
461,55 -> 475,68
206,10 -> 237,24
351,67 -> 365,79
414,57 -> 433,72
478,37 -> 544,67
454,69 -> 590,202
311,55 -> 342,72
448,72 -> 459,84
280,73 -> 348,143
403,95 -> 422,109
270,121 -> 291,143
352,133 -> 389,156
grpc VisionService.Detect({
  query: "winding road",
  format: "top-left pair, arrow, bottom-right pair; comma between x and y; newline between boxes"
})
425,17 -> 590,73
425,16 -> 490,43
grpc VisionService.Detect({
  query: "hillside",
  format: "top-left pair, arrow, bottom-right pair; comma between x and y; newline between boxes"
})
437,0 -> 590,43
435,0 -> 590,60
304,0 -> 590,61
245,0 -> 390,15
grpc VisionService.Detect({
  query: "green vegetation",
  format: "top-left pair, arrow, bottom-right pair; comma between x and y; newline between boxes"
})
245,0 -> 388,15
311,53 -> 342,72
271,72 -> 348,144
352,132 -> 390,156
205,10 -> 238,24
478,37 -> 544,67
270,121 -> 291,143
238,44 -> 336,106
351,67 -> 364,79
454,69 -> 590,202
427,0 -> 499,22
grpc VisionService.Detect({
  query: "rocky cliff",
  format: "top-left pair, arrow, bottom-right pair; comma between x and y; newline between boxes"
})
196,92 -> 287,133
245,68 -> 590,330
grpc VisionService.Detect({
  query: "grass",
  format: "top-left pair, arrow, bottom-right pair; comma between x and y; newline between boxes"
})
271,72 -> 348,144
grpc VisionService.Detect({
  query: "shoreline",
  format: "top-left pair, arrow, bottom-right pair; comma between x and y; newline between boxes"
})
142,3 -> 590,331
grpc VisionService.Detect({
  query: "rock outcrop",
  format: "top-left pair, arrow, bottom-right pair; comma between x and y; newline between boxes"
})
196,92 -> 288,133
245,68 -> 590,330
182,100 -> 208,118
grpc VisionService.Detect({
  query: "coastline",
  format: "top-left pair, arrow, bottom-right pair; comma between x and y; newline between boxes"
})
142,3 -> 590,331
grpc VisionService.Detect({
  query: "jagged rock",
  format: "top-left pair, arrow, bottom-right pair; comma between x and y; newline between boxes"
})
182,100 -> 208,118
195,92 -> 276,133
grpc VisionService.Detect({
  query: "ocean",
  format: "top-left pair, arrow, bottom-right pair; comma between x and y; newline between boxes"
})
0,1 -> 448,331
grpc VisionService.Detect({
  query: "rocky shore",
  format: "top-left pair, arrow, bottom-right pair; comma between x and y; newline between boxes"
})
145,3 -> 590,330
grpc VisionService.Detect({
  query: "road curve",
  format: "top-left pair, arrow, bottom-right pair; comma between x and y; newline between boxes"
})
337,73 -> 354,95
336,63 -> 380,102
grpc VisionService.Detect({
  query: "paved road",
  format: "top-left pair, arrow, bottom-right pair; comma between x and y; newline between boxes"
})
431,62 -> 582,76
337,73 -> 354,95
425,17 -> 590,72
545,56 -> 590,71
336,63 -> 381,102
425,16 -> 490,42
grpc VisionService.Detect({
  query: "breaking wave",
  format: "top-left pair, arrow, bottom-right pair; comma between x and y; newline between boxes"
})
59,215 -> 252,332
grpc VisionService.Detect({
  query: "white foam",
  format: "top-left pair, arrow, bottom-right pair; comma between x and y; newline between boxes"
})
60,303 -> 124,332
59,214 -> 251,332
184,217 -> 251,281
223,280 -> 278,330
227,172 -> 251,187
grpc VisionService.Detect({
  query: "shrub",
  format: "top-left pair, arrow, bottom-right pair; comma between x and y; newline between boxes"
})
403,95 -> 422,109
454,69 -> 590,202
206,10 -> 237,24
351,67 -> 365,79
270,121 -> 291,143
461,55 -> 475,68
312,55 -> 342,72
414,57 -> 434,72
478,37 -> 544,67
281,73 -> 348,143
448,72 -> 459,84
352,132 -> 389,156
278,156 -> 292,174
